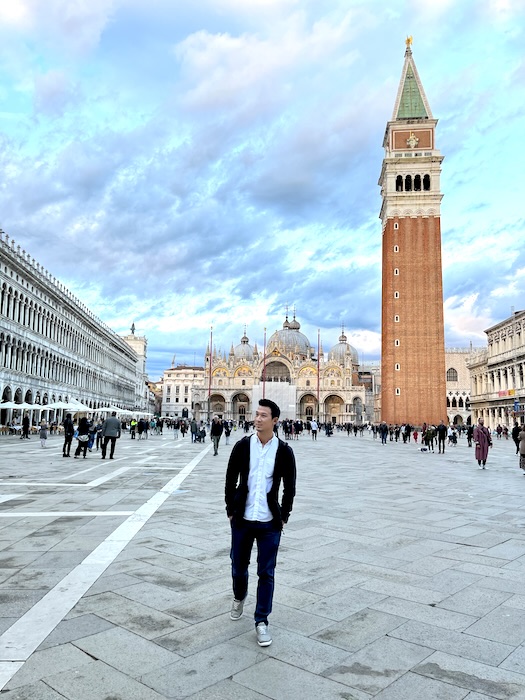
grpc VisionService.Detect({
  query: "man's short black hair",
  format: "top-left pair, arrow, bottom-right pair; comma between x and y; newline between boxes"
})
259,398 -> 280,419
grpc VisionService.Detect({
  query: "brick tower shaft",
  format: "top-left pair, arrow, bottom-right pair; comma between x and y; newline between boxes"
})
379,39 -> 447,426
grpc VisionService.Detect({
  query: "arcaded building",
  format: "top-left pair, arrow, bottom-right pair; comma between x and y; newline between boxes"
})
468,310 -> 525,428
445,349 -> 474,426
0,230 -> 139,424
161,315 -> 370,424
379,40 -> 446,425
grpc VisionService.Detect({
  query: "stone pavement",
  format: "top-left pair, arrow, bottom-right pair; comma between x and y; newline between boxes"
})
0,427 -> 525,699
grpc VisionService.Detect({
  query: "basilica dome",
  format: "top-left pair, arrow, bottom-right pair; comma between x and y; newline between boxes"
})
268,315 -> 312,358
233,333 -> 254,361
329,331 -> 359,364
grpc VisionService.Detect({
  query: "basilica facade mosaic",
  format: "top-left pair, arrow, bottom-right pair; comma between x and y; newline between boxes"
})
161,315 -> 371,424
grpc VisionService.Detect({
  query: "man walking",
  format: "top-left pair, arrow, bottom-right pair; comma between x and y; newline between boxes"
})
101,411 -> 121,460
225,399 -> 296,647
210,415 -> 224,456
310,418 -> 318,440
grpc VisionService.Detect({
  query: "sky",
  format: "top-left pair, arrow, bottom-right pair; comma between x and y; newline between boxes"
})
0,0 -> 524,380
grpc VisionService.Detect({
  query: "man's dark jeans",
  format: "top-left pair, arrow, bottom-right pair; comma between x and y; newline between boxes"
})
102,436 -> 117,458
230,519 -> 281,625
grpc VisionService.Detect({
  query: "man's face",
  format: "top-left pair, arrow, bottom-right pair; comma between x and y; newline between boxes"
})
254,406 -> 277,433
479,419 -> 484,425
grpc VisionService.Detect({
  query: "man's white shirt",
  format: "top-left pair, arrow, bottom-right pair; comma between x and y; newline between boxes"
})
244,433 -> 278,522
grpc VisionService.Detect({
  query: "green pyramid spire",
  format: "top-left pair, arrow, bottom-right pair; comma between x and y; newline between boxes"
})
392,41 -> 432,121
397,63 -> 428,118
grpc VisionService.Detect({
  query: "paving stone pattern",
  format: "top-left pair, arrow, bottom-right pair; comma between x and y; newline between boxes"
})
0,428 -> 524,698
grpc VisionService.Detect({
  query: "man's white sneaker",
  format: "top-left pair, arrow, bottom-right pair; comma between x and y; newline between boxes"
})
256,622 -> 272,647
230,598 -> 244,620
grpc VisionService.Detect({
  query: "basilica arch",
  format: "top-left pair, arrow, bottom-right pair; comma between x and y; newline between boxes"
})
299,393 -> 318,421
262,360 -> 291,383
209,393 -> 226,418
324,394 -> 344,423
232,392 -> 250,423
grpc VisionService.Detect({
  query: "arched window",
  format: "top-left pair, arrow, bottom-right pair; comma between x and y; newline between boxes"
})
447,368 -> 458,382
423,174 -> 430,191
405,175 -> 412,191
414,174 -> 421,191
396,175 -> 403,192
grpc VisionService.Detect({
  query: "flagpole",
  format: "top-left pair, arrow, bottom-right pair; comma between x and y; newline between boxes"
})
317,328 -> 320,421
208,326 -> 213,422
262,327 -> 267,399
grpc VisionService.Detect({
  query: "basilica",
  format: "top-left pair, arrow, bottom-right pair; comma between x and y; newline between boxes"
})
160,314 -> 374,424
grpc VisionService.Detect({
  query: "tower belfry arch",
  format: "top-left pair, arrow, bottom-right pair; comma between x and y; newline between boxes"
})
379,40 -> 446,425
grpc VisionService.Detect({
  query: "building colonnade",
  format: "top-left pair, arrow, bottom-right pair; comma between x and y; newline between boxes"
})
0,230 -> 139,427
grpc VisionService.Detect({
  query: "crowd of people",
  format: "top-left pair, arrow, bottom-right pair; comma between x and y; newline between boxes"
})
13,409 -> 525,474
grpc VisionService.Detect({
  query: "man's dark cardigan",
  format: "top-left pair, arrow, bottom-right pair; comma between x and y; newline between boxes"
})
225,435 -> 296,526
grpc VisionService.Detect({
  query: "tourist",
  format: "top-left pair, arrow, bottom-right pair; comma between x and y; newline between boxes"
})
101,411 -> 121,460
512,422 -> 520,454
190,418 -> 198,443
467,423 -> 474,448
473,417 -> 492,469
62,413 -> 75,457
224,421 -> 231,445
39,420 -> 48,448
225,399 -> 296,648
211,415 -> 223,455
519,425 -> 525,474
74,416 -> 90,459
95,419 -> 104,451
21,413 -> 30,440
437,421 -> 447,453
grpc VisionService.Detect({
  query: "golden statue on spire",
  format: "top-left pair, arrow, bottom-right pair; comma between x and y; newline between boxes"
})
406,35 -> 413,47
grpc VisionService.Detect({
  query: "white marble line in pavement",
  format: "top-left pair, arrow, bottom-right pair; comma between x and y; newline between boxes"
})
0,482 -> 85,487
85,466 -> 131,487
0,495 -> 22,504
0,443 -> 211,689
0,511 -> 133,517
0,663 -> 23,689
128,466 -> 180,470
63,461 -> 115,479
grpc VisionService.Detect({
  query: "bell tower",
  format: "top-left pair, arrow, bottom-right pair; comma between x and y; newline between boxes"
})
379,38 -> 446,425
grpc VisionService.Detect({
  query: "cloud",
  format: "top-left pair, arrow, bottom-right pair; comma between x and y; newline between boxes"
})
0,0 -> 120,54
0,1 -> 32,29
0,0 -> 523,380
33,69 -> 78,115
